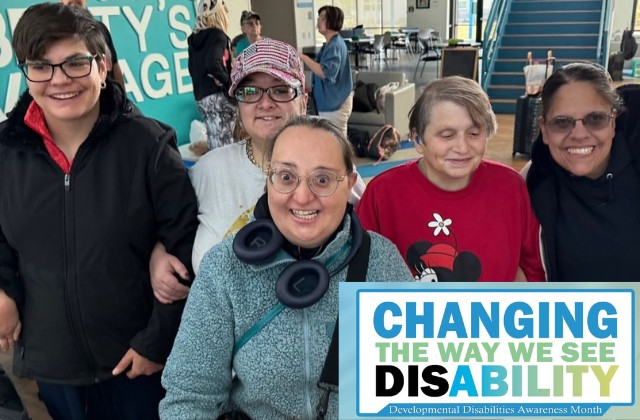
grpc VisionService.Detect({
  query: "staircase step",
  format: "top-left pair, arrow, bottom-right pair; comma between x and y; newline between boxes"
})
488,72 -> 526,86
491,101 -> 517,115
486,0 -> 603,115
501,34 -> 599,47
511,0 -> 602,12
506,22 -> 600,35
509,11 -> 601,23
488,85 -> 526,99
498,46 -> 597,60
493,58 -> 597,72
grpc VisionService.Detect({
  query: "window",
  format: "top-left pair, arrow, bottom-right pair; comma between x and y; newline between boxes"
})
314,0 -> 407,44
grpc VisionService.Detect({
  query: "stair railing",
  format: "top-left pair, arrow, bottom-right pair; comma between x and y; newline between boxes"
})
481,0 -> 513,90
596,0 -> 613,66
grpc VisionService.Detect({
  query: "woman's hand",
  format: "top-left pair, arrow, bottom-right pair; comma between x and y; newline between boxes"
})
0,291 -> 21,351
112,348 -> 164,379
149,242 -> 190,303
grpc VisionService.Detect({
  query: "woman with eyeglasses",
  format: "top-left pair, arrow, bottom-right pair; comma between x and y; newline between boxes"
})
160,115 -> 413,419
148,40 -> 365,304
0,4 -> 198,418
357,76 -> 545,282
524,62 -> 640,282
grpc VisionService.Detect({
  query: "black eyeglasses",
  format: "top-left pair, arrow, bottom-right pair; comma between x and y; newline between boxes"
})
268,167 -> 350,197
544,112 -> 614,134
18,55 -> 97,83
235,85 -> 300,103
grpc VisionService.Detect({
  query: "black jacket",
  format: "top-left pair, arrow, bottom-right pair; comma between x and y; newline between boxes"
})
526,85 -> 640,281
188,28 -> 232,101
0,82 -> 198,385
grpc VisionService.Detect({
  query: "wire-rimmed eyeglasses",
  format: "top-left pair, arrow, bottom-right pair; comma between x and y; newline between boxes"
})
544,112 -> 614,134
235,85 -> 300,103
268,167 -> 350,197
18,55 -> 98,83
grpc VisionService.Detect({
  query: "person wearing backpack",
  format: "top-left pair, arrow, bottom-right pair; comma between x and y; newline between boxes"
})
357,76 -> 545,283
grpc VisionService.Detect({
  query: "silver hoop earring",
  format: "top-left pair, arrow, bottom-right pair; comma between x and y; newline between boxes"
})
100,81 -> 107,89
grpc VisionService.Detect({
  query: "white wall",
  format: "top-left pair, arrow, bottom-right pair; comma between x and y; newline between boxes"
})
227,0 -> 252,39
406,0 -> 449,38
611,0 -> 635,37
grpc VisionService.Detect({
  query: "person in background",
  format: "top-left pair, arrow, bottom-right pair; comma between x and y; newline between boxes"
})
357,76 -> 545,282
299,6 -> 353,136
525,62 -> 640,281
0,4 -> 197,418
148,40 -> 366,307
188,0 -> 236,151
60,0 -> 125,91
235,11 -> 264,56
159,115 -> 414,419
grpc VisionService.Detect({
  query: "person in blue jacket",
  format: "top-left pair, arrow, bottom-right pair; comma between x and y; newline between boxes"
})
299,6 -> 353,136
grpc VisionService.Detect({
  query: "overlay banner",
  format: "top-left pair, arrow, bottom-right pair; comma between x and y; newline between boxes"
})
339,283 -> 639,419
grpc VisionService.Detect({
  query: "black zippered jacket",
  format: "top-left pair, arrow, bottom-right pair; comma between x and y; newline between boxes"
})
526,85 -> 640,282
188,27 -> 232,101
0,82 -> 198,385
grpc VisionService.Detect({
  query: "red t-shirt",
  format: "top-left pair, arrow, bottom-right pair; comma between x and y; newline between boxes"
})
357,159 -> 545,282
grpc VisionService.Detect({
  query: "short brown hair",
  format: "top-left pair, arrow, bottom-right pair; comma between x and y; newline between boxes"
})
318,6 -> 344,32
12,3 -> 106,63
409,76 -> 497,141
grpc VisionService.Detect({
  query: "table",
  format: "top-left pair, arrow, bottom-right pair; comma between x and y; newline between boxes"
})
348,37 -> 374,70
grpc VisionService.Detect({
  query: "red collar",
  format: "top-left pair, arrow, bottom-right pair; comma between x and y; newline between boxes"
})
24,101 -> 72,173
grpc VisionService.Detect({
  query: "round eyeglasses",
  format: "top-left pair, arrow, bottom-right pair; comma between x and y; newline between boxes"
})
268,168 -> 350,197
544,112 -> 614,134
235,85 -> 300,103
18,55 -> 97,83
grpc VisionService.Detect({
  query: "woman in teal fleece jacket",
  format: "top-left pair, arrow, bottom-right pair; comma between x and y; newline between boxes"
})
160,116 -> 413,419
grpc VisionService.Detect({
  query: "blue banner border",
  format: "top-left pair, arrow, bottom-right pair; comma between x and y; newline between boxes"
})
351,287 -> 636,418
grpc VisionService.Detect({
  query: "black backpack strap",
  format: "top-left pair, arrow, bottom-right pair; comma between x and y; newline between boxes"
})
316,230 -> 371,419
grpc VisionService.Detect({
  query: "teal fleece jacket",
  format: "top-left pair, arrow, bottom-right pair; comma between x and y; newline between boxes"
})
160,215 -> 413,419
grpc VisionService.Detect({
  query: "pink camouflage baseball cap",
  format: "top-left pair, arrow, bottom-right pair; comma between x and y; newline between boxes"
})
229,38 -> 305,96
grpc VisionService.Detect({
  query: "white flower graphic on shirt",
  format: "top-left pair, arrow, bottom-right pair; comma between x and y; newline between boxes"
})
427,213 -> 452,236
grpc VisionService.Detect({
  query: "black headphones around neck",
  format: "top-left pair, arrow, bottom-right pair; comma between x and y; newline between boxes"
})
232,194 -> 363,309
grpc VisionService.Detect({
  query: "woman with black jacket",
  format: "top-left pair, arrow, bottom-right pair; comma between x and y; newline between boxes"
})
526,62 -> 640,282
188,0 -> 236,151
0,4 -> 197,418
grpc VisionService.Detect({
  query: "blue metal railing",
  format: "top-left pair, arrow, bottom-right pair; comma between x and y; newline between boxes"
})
481,0 -> 513,90
596,0 -> 612,66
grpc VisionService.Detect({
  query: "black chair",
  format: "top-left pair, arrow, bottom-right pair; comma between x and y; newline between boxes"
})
359,35 -> 385,68
413,36 -> 440,79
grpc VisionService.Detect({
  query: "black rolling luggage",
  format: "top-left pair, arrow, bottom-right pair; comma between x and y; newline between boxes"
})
608,51 -> 625,81
512,94 -> 542,156
513,50 -> 553,156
